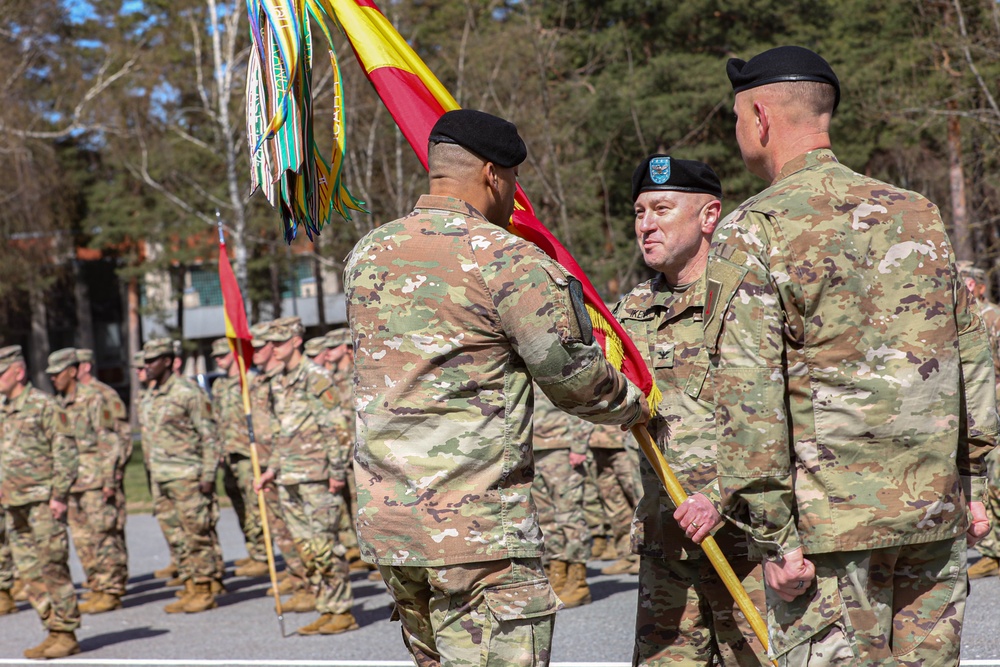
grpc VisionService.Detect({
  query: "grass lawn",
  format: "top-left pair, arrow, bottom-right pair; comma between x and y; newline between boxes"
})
123,443 -> 232,513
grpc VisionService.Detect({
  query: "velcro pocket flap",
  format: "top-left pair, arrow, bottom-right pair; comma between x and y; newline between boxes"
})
484,578 -> 561,621
765,571 -> 844,658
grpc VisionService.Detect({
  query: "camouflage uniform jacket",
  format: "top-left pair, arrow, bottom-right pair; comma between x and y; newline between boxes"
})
214,375 -> 250,457
532,383 -> 593,454
976,300 -> 1000,388
58,383 -> 119,493
332,363 -> 355,441
707,149 -> 999,559
616,273 -> 750,560
345,194 -> 644,566
140,373 -> 220,486
0,383 -> 78,506
267,358 -> 350,485
87,378 -> 132,470
249,365 -> 282,463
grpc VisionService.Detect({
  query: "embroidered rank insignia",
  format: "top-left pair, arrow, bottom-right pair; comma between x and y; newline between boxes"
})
705,278 -> 723,322
649,156 -> 671,184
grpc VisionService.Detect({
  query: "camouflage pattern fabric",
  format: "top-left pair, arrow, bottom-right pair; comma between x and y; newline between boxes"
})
972,300 -> 1000,559
150,481 -> 184,574
378,557 -> 560,667
708,149 -> 999,656
66,489 -> 127,595
213,375 -> 252,457
772,539 -> 965,666
331,364 -> 359,551
141,374 -> 220,486
86,378 -> 132,478
155,478 -> 220,584
345,194 -> 644,567
6,502 -> 80,632
581,452 -> 611,543
591,445 -> 639,557
278,481 -> 353,614
267,359 -> 351,484
634,555 -> 767,667
1,383 -> 77,506
0,514 -> 14,591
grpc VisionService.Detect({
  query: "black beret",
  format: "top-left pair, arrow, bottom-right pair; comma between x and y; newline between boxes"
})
727,46 -> 840,112
428,109 -> 527,168
631,155 -> 722,202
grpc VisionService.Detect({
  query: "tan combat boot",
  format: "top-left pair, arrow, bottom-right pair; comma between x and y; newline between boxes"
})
319,612 -> 359,635
79,592 -> 122,615
153,564 -> 178,580
23,633 -> 56,659
182,582 -> 217,613
547,560 -> 568,596
559,563 -> 592,608
600,540 -> 621,560
267,577 -> 297,597
42,631 -> 80,659
233,556 -> 253,567
12,578 -> 28,602
969,556 -> 1000,579
344,546 -> 361,563
283,589 -> 317,613
165,581 -> 195,612
591,536 -> 608,559
601,555 -> 639,576
0,589 -> 18,615
367,569 -> 383,582
297,612 -> 335,635
234,560 -> 269,578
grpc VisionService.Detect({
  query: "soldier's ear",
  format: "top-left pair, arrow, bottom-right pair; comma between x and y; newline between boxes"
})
701,199 -> 722,235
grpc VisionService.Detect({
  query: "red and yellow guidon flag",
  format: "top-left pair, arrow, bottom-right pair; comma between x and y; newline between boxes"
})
218,226 -> 256,392
328,0 -> 659,405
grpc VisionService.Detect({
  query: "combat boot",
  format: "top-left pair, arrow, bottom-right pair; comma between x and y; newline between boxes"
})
559,563 -> 592,608
283,589 -> 316,613
344,546 -> 361,563
547,560 -> 568,596
165,574 -> 184,587
12,578 -> 28,602
234,560 -> 269,578
601,555 -> 639,576
79,592 -> 122,615
211,579 -> 227,595
153,564 -> 178,580
297,612 -> 335,635
268,577 -> 297,597
42,631 -> 80,659
368,569 -> 383,582
23,633 -> 56,659
600,540 -> 621,560
182,582 -> 217,613
234,556 -> 253,567
0,589 -> 18,615
969,556 -> 1000,579
165,581 -> 195,612
591,536 -> 608,559
319,612 -> 359,635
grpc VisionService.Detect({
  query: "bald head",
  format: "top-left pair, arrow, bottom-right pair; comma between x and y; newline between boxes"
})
753,81 -> 836,128
427,142 -> 519,227
428,142 -> 487,183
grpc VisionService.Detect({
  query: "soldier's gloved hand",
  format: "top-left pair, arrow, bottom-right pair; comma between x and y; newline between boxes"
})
763,547 -> 816,602
198,480 -> 214,495
255,469 -> 276,492
329,478 -> 346,494
673,493 -> 721,545
967,500 -> 992,546
49,497 -> 68,521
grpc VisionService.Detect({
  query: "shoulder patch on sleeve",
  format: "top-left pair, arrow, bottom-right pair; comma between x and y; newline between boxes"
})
307,369 -> 334,398
568,278 -> 594,346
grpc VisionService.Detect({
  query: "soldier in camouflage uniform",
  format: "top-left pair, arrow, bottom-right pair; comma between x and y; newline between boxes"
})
254,317 -> 358,636
0,513 -> 16,615
590,424 -> 641,574
615,156 -> 768,666
345,109 -> 649,667
710,47 -> 998,666
210,338 -> 269,578
957,263 -> 1000,580
531,384 -> 594,608
0,346 -> 82,658
47,348 -> 130,615
141,338 -> 223,613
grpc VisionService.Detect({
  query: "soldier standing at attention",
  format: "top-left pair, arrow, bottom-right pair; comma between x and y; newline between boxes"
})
957,262 -> 1000,580
209,338 -> 269,578
141,338 -> 223,613
614,156 -> 768,666
530,384 -> 595,608
345,109 -> 649,667
709,46 -> 998,665
253,316 -> 358,636
0,345 -> 81,659
47,348 -> 129,615
589,423 -> 641,575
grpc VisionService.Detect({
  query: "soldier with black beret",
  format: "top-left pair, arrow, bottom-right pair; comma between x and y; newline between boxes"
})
709,45 -> 997,664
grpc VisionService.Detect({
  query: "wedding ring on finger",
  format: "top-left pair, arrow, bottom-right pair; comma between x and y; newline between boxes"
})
795,580 -> 804,590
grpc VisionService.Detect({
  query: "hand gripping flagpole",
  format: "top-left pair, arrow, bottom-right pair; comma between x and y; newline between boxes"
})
217,217 -> 287,637
631,424 -> 774,665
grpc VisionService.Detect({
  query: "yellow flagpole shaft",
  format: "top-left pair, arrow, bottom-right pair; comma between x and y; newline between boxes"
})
236,353 -> 287,637
630,424 -> 773,663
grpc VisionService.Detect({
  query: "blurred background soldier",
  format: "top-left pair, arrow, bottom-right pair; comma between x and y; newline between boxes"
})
303,336 -> 329,367
531,384 -> 594,608
47,348 -> 129,615
141,338 -> 223,613
254,317 -> 358,636
0,515 -> 15,615
210,337 -> 269,578
249,321 -> 308,599
958,262 -> 1000,580
0,345 -> 81,658
589,424 -> 641,575
76,348 -> 131,573
615,156 -> 767,666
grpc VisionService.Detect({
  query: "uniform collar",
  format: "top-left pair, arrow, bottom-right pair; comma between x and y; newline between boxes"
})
7,382 -> 34,413
152,372 -> 178,397
414,195 -> 490,223
774,148 -> 839,184
647,272 -> 708,321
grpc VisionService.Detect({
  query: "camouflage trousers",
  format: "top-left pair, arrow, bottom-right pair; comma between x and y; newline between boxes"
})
770,538 -> 966,667
222,454 -> 267,562
338,468 -> 359,550
278,481 -> 353,613
582,452 -> 610,541
67,489 -> 129,595
6,502 -> 80,631
261,481 -> 307,587
634,555 -> 769,667
0,513 -> 14,590
532,449 -> 591,563
593,448 -> 641,556
378,557 -> 560,667
155,479 -> 223,583
975,448 -> 1000,558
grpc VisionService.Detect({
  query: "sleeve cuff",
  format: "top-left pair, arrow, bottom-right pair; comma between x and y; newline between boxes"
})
963,474 -> 988,504
753,519 -> 802,561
